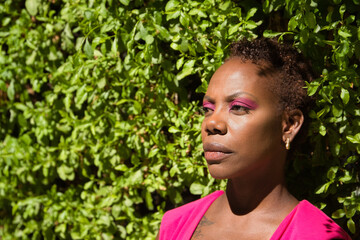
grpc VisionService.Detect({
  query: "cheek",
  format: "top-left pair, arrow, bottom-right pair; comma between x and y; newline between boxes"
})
229,114 -> 282,145
201,120 -> 206,139
252,115 -> 283,144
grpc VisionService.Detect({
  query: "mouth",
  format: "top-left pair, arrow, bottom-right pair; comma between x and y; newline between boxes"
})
203,142 -> 233,162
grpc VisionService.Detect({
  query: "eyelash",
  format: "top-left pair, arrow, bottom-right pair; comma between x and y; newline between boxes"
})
201,104 -> 250,114
201,106 -> 213,114
230,104 -> 250,113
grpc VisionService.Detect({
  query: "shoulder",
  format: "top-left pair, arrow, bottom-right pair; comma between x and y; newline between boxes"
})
159,190 -> 224,240
290,200 -> 351,240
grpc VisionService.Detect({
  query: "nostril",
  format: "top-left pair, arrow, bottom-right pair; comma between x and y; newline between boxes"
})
213,129 -> 223,134
206,126 -> 227,135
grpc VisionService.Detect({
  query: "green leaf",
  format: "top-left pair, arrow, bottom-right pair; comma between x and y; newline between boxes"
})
307,81 -> 320,96
156,25 -> 171,40
332,209 -> 345,219
111,37 -> 118,55
339,170 -> 353,183
170,42 -> 179,50
332,104 -> 343,117
338,28 -> 352,38
183,59 -> 195,69
26,51 -> 37,65
84,10 -> 94,20
168,126 -> 180,133
300,29 -> 309,43
148,148 -> 159,158
97,78 -> 106,89
0,80 -> 6,91
115,164 -> 128,171
179,39 -> 189,52
84,181 -> 93,190
338,41 -> 350,57
170,165 -> 179,177
180,12 -> 189,28
347,133 -> 360,143
339,4 -> 346,18
84,39 -> 93,58
263,30 -> 283,38
340,88 -> 349,104
165,0 -> 180,12
7,80 -> 15,101
116,99 -> 131,105
288,16 -> 298,31
327,167 -> 338,180
145,190 -> 154,210
57,164 -> 74,181
315,182 -> 330,194
145,35 -> 154,45
112,205 -> 121,218
188,9 -> 200,15
347,218 -> 355,234
176,57 -> 185,70
246,8 -> 257,20
25,0 -> 40,16
190,182 -> 204,195
75,85 -> 88,109
319,124 -> 326,136
132,101 -> 142,115
176,67 -> 193,80
119,0 -> 130,6
129,170 -> 143,185
219,1 -> 231,11
196,80 -> 208,93
166,10 -> 181,20
305,12 -> 316,29
229,23 -> 241,35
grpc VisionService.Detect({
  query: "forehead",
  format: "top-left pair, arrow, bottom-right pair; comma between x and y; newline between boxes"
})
206,59 -> 274,99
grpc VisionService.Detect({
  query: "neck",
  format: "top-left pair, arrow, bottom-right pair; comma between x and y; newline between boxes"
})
224,164 -> 296,216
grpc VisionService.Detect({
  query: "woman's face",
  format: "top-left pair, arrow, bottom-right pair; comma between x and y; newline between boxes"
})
201,58 -> 287,179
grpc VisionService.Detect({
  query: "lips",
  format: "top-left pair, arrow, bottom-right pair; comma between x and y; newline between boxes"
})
203,142 -> 233,161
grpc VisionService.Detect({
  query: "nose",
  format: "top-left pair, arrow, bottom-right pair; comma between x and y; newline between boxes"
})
204,111 -> 227,135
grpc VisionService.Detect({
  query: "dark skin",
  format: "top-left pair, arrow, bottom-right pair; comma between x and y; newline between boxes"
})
156,59 -> 304,240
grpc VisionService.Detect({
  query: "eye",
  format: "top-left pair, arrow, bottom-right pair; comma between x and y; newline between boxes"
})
202,101 -> 215,115
230,104 -> 250,114
201,106 -> 214,115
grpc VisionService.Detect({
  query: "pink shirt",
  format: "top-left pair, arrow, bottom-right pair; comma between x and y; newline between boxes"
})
159,190 -> 351,240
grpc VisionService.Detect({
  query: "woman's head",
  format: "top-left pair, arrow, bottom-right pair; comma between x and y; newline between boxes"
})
229,38 -> 315,115
201,38 -> 314,179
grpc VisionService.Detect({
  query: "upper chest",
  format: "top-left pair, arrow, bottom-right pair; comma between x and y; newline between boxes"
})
190,212 -> 279,240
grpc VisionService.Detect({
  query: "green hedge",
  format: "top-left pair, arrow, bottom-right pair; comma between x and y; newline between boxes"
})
0,0 -> 359,239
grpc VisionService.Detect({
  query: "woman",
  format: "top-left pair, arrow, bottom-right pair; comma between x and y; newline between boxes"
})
157,38 -> 351,240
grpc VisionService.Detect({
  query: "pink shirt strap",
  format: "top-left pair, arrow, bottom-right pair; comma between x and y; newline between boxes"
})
271,200 -> 352,240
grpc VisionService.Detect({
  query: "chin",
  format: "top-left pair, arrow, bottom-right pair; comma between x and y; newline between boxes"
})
207,164 -> 233,180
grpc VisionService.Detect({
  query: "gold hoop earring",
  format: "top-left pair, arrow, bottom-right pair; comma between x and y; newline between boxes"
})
286,138 -> 290,150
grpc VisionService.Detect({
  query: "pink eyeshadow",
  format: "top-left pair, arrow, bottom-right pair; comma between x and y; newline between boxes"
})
203,101 -> 215,110
230,98 -> 258,110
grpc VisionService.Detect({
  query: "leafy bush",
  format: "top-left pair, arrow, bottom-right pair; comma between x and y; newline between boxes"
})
0,0 -> 359,239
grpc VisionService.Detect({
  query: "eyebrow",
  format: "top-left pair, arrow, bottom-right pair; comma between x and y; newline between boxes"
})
225,92 -> 258,102
203,91 -> 258,102
203,95 -> 213,102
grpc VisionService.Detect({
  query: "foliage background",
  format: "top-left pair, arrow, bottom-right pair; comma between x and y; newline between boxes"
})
0,0 -> 359,239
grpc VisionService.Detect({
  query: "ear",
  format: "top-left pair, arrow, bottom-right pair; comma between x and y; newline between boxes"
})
281,109 -> 304,144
